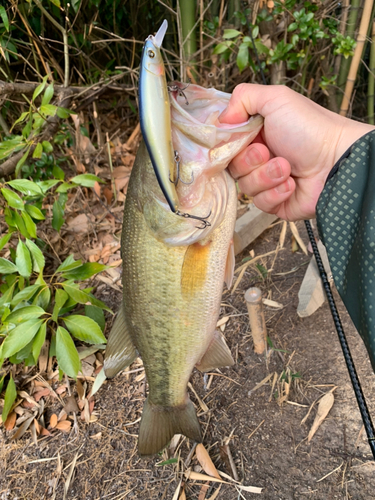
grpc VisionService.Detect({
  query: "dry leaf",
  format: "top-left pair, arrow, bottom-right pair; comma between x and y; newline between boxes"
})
50,414 -> 58,429
4,411 -> 17,431
64,396 -> 79,413
198,482 -> 210,500
104,187 -> 113,204
11,416 -> 34,440
207,485 -> 221,500
67,214 -> 91,233
289,222 -> 308,255
34,418 -> 40,435
93,181 -> 101,197
308,391 -> 335,442
196,444 -> 221,479
55,420 -> 72,433
90,432 -> 102,440
34,388 -> 51,401
172,479 -> 183,500
40,426 -> 51,436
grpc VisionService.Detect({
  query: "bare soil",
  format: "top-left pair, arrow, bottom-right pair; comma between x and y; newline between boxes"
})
1,219 -> 375,500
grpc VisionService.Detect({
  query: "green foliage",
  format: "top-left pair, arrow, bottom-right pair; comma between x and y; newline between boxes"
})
0,85 -> 110,413
332,34 -> 356,59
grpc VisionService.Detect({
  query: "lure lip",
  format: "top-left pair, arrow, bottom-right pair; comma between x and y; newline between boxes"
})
148,19 -> 168,48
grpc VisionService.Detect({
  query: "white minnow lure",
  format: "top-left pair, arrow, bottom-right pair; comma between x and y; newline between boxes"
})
139,20 -> 179,212
139,20 -> 211,229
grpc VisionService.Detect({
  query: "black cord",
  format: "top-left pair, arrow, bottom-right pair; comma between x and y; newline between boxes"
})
242,2 -> 375,460
305,221 -> 375,460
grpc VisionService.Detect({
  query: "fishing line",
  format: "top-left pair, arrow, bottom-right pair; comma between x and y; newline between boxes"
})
243,2 -> 375,460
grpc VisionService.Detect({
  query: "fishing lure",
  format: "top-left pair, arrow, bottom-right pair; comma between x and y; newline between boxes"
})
139,20 -> 210,228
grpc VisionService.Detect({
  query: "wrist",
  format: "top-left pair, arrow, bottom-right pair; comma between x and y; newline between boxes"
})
334,120 -> 375,165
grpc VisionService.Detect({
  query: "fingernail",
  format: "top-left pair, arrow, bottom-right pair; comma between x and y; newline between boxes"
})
246,146 -> 263,167
275,179 -> 291,194
267,160 -> 283,179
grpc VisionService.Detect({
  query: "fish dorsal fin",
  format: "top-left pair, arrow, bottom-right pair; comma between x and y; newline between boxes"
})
224,239 -> 235,289
104,305 -> 138,378
195,330 -> 234,372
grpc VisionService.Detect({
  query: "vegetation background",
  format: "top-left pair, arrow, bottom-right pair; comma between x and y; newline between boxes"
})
0,0 -> 374,441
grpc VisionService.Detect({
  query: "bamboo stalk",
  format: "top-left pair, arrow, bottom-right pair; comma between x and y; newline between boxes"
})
244,288 -> 267,354
368,21 -> 375,124
337,0 -> 361,98
340,0 -> 374,117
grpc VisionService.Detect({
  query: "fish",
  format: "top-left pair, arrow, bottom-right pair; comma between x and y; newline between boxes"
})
102,81 -> 263,456
100,21 -> 264,457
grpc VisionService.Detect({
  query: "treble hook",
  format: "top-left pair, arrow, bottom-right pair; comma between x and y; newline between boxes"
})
170,151 -> 194,187
175,209 -> 211,230
168,81 -> 190,105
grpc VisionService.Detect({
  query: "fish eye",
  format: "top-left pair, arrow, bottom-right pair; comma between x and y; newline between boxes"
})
148,49 -> 155,58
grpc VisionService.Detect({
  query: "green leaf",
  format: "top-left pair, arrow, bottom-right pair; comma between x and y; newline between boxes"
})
61,283 -> 111,311
40,104 -> 57,117
13,111 -> 29,128
32,76 -> 48,101
237,43 -> 249,73
25,204 -> 45,220
56,255 -> 82,273
52,288 -> 68,322
0,6 -> 10,32
70,174 -> 103,187
63,315 -> 107,344
15,147 -> 31,177
42,140 -> 54,153
22,117 -> 32,139
56,326 -> 81,378
25,239 -> 45,272
5,306 -> 45,324
52,165 -> 65,181
36,180 -> 60,193
2,318 -> 43,358
34,286 -> 51,310
32,322 -> 47,363
85,305 -> 105,332
1,188 -> 24,211
48,0 -> 61,7
0,258 -> 18,274
56,182 -> 73,193
21,211 -> 37,239
42,84 -> 54,106
62,263 -> 107,280
2,376 -> 17,422
11,284 -> 40,306
213,42 -> 232,54
0,374 -> 5,394
252,26 -> 259,38
16,240 -> 32,278
223,29 -> 242,39
52,199 -> 64,232
56,107 -> 72,119
32,142 -> 43,159
7,179 -> 43,196
13,211 -> 30,239
0,233 -> 11,251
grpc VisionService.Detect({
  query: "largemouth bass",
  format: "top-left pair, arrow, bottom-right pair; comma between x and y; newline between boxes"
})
103,81 -> 263,456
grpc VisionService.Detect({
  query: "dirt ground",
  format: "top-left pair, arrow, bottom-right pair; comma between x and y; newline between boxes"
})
1,218 -> 375,500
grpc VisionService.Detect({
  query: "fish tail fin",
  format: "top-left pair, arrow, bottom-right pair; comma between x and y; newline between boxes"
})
138,397 -> 202,456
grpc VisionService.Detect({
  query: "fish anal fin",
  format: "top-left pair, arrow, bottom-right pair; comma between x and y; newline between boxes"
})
195,330 -> 234,372
138,397 -> 202,456
104,305 -> 138,378
224,239 -> 235,289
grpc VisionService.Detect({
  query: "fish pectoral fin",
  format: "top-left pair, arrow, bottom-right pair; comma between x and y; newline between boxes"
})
138,397 -> 202,456
224,239 -> 235,289
104,305 -> 138,378
195,330 -> 234,372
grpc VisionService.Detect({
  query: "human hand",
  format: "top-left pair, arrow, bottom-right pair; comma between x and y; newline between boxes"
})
220,84 -> 375,220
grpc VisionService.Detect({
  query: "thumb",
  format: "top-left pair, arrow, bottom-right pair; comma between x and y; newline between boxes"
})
219,83 -> 276,124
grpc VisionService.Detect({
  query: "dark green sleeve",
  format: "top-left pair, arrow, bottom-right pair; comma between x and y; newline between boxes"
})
316,129 -> 375,372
